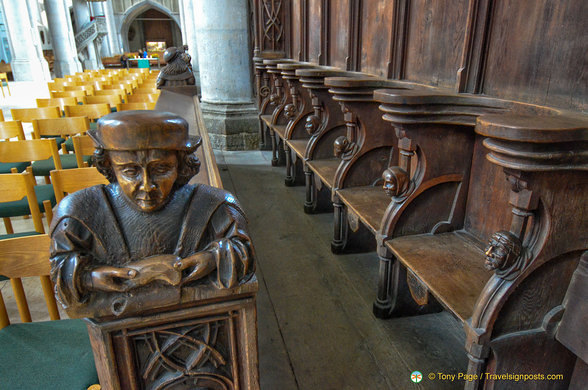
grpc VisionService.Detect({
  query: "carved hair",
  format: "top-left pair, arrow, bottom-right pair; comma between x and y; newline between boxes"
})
93,147 -> 200,186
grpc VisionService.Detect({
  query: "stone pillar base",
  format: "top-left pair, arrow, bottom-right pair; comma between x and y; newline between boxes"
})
201,101 -> 260,151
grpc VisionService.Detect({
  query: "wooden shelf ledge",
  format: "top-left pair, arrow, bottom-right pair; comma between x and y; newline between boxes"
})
287,139 -> 309,159
307,158 -> 340,189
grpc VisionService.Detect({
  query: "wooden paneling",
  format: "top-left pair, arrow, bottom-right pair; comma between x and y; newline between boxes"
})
481,0 -> 588,111
307,0 -> 322,63
290,0 -> 303,60
403,0 -> 469,88
359,0 -> 394,77
328,0 -> 350,70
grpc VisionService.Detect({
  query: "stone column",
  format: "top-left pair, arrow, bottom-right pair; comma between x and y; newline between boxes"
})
180,0 -> 200,88
44,0 -> 82,77
72,0 -> 99,70
0,0 -> 51,81
104,0 -> 122,55
194,0 -> 259,150
90,2 -> 108,58
26,0 -> 52,79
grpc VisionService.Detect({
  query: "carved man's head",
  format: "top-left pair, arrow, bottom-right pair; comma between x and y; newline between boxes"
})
90,111 -> 201,212
334,136 -> 350,158
284,103 -> 296,119
305,114 -> 320,135
382,167 -> 410,198
484,231 -> 522,271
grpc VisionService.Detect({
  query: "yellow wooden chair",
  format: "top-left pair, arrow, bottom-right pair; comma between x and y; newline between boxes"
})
133,87 -> 159,94
116,102 -> 156,111
0,109 -> 4,121
50,166 -> 109,203
0,72 -> 10,97
94,88 -> 127,102
103,83 -> 133,95
0,121 -> 28,174
64,103 -> 111,125
0,234 -> 100,389
0,140 -> 61,233
32,116 -> 90,160
64,85 -> 95,96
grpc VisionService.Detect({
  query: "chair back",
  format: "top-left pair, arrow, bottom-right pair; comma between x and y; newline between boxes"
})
72,135 -> 97,168
0,234 -> 57,329
0,72 -> 8,82
32,116 -> 90,139
0,139 -> 62,169
64,85 -> 95,95
50,90 -> 87,102
0,172 -> 45,235
36,97 -> 79,112
127,93 -> 159,103
0,121 -> 25,141
133,87 -> 159,95
103,83 -> 133,95
116,102 -> 156,111
0,110 -> 4,121
10,107 -> 61,123
83,94 -> 122,106
50,167 -> 109,203
64,104 -> 111,121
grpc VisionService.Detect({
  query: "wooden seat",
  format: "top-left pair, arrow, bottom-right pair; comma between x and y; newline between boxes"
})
0,234 -> 99,389
116,102 -> 156,111
50,166 -> 109,202
103,83 -> 133,95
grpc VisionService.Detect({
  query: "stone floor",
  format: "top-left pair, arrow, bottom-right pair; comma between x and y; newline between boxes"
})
0,82 -> 468,389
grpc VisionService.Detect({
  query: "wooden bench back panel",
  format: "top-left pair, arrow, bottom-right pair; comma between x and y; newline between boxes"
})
480,0 -> 587,111
327,0 -> 351,70
403,0 -> 469,88
463,137 -> 514,242
307,0 -> 323,64
359,0 -> 394,78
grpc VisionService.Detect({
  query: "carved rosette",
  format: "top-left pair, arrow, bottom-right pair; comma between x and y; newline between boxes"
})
484,230 -> 529,281
259,86 -> 271,98
133,317 -> 236,390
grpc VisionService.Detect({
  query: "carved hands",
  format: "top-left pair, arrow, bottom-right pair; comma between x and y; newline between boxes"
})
382,167 -> 411,199
305,114 -> 321,135
175,251 -> 217,285
484,231 -> 527,280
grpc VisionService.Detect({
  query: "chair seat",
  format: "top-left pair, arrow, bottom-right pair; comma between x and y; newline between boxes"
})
31,154 -> 92,175
89,122 -> 98,131
64,137 -> 74,152
0,319 -> 99,389
0,161 -> 30,174
0,184 -> 56,218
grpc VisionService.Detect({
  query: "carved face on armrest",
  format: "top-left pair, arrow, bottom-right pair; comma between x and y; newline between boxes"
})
382,167 -> 410,198
305,114 -> 320,135
484,231 -> 523,275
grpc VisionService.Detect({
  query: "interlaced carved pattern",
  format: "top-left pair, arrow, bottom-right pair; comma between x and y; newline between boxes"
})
263,0 -> 283,50
133,317 -> 236,390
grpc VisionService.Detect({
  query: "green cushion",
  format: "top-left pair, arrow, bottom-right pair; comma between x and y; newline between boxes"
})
0,161 -> 30,174
89,122 -> 98,131
31,154 -> 91,176
0,232 -> 42,240
0,184 -> 55,218
0,319 -> 99,389
64,137 -> 74,152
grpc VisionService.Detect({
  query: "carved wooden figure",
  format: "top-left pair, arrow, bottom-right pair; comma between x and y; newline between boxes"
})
156,47 -> 196,89
50,110 -> 258,389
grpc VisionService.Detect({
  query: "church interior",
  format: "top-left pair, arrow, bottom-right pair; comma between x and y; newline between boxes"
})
0,0 -> 585,389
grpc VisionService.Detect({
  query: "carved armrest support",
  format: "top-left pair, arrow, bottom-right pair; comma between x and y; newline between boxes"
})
484,230 -> 530,281
305,114 -> 321,136
333,135 -> 358,161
